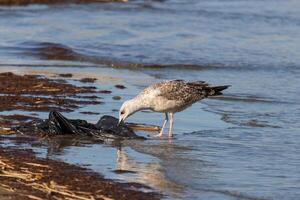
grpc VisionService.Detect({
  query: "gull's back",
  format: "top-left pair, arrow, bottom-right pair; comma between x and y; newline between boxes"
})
136,80 -> 229,113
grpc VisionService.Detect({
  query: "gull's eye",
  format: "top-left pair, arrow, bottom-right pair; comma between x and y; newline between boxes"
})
121,110 -> 125,115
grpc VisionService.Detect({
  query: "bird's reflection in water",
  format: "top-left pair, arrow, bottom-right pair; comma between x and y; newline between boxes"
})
116,143 -> 184,195
44,135 -> 183,195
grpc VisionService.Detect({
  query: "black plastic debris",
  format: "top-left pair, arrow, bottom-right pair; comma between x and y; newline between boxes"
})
15,111 -> 145,140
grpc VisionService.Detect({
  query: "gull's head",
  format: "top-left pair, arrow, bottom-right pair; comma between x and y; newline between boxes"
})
118,100 -> 135,126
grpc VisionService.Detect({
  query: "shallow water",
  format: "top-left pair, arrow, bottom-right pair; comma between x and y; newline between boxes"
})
1,0 -> 300,199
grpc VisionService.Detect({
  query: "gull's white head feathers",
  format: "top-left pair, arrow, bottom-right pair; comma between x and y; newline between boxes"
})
118,99 -> 140,125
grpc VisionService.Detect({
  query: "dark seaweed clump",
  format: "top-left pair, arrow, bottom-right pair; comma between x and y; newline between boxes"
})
0,72 -> 102,112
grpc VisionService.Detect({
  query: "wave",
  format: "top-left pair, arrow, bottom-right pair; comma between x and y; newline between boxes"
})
10,41 -> 215,70
0,0 -> 127,6
210,94 -> 294,105
197,188 -> 269,200
3,41 -> 300,72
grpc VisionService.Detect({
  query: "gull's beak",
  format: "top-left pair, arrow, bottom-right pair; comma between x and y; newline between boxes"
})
117,118 -> 123,127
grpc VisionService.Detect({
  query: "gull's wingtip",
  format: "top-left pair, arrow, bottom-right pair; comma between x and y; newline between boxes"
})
211,85 -> 231,96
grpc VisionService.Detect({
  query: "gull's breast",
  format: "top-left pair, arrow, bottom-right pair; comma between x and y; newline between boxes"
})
150,96 -> 192,113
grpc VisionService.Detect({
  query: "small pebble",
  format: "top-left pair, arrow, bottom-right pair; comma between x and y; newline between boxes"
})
99,90 -> 112,94
112,96 -> 121,100
115,84 -> 126,89
58,73 -> 73,78
80,78 -> 97,83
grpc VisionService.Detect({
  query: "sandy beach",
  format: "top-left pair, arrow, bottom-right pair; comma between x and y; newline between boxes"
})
0,69 -> 161,199
0,146 -> 160,200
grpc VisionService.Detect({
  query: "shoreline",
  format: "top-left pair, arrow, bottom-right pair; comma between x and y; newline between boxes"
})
0,70 -> 161,199
0,146 -> 160,200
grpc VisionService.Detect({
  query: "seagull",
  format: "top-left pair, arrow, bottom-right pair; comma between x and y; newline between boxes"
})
118,80 -> 230,137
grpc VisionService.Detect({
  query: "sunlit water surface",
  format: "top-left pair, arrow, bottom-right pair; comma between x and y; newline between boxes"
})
1,0 -> 300,199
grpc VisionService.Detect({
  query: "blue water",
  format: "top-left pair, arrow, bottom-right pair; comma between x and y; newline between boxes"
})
0,0 -> 300,199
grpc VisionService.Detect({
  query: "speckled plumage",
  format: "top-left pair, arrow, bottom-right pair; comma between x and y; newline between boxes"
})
118,80 -> 230,137
136,80 -> 228,113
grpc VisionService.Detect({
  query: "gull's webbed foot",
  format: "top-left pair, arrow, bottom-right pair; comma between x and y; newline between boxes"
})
154,131 -> 164,137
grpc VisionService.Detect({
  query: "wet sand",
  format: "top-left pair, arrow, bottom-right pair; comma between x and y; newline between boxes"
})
0,188 -> 14,200
0,146 -> 159,200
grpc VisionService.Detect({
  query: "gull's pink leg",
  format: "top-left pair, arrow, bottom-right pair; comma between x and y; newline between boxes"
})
155,113 -> 168,137
168,113 -> 174,138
